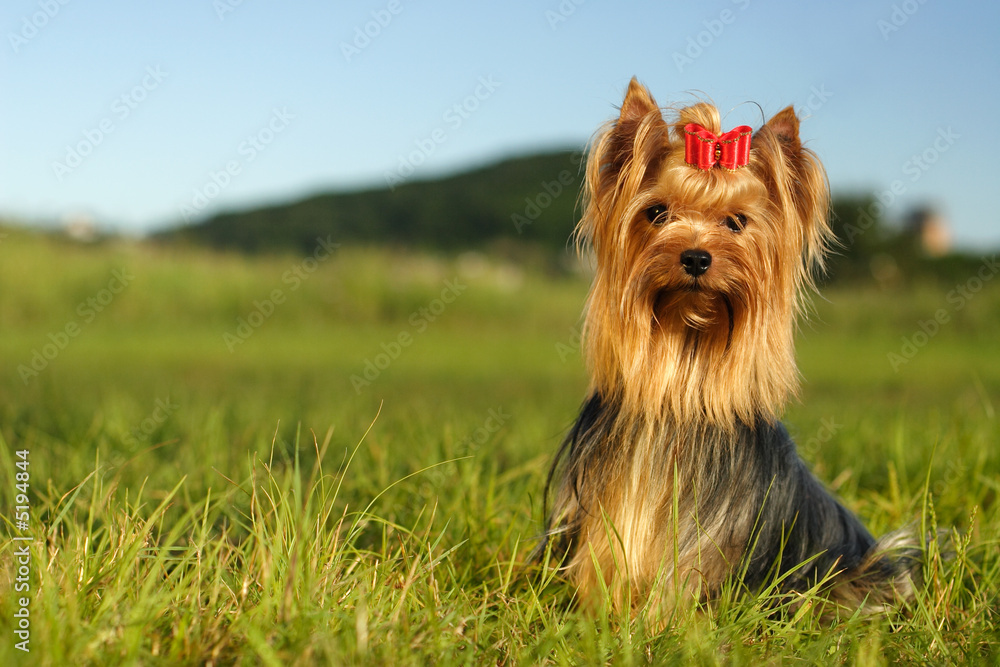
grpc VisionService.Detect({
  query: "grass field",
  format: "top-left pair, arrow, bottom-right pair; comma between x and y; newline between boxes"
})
1,228 -> 998,665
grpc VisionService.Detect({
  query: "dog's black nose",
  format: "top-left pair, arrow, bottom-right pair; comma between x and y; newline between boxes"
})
680,249 -> 712,277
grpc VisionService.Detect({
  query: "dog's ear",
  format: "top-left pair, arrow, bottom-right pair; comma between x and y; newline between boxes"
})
619,77 -> 658,125
764,106 -> 803,152
599,78 -> 666,175
580,78 -> 668,253
759,106 -> 832,280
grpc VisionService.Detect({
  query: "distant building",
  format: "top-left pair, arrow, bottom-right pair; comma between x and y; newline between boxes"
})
903,207 -> 951,257
63,214 -> 99,242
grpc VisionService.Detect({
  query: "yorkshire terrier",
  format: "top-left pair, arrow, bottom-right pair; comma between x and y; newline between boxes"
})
539,79 -> 921,619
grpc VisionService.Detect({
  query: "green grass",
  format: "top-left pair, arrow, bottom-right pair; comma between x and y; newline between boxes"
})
1,228 -> 998,665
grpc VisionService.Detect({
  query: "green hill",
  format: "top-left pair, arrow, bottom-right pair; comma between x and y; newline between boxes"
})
159,150 -> 585,255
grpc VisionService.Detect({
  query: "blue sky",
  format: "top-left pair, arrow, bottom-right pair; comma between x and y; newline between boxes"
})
2,0 -> 998,248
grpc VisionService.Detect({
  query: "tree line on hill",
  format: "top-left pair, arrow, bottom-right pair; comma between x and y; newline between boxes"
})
159,151 -> 585,256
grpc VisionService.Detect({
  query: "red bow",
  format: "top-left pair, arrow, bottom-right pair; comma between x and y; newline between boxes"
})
683,123 -> 752,171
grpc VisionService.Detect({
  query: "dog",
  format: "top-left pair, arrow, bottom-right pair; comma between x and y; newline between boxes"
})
538,78 -> 921,620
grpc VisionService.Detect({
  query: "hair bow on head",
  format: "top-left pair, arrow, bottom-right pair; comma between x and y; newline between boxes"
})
684,123 -> 752,171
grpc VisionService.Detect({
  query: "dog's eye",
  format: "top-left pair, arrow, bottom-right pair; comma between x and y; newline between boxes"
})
723,213 -> 747,232
645,204 -> 669,225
